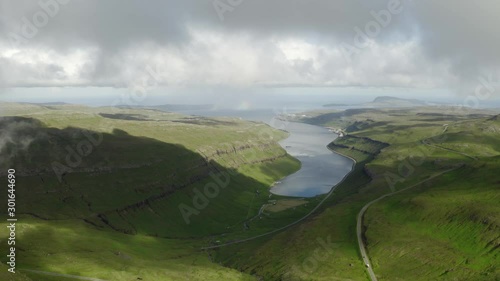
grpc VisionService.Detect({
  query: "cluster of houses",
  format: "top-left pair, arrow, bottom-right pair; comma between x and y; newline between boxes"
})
327,127 -> 346,137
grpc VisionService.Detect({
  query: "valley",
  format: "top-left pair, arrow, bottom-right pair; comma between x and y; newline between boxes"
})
0,103 -> 499,280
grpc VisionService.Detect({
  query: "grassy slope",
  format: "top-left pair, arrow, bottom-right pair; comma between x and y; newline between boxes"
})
0,103 -> 302,280
361,112 -> 500,280
0,264 -> 32,281
321,108 -> 499,280
366,162 -> 499,280
216,107 -> 499,280
1,217 -> 255,281
2,104 -> 498,280
214,133 -> 382,280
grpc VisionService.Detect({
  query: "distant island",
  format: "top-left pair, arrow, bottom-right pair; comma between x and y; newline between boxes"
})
324,96 -> 428,108
117,104 -> 214,112
370,96 -> 427,106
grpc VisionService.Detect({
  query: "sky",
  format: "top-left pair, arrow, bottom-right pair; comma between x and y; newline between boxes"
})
0,0 -> 499,107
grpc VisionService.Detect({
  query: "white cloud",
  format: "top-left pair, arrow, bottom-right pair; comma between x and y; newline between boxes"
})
0,27 -> 458,89
0,44 -> 98,86
0,0 -> 499,96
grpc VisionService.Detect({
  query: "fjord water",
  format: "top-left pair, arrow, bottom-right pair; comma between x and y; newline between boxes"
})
269,119 -> 354,197
176,108 -> 354,197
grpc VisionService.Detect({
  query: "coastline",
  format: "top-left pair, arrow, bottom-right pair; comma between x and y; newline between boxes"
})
202,133 -> 360,250
270,121 -> 355,197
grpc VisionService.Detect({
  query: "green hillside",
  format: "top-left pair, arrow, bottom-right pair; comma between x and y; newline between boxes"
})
213,107 -> 499,280
1,103 -> 498,280
0,103 -> 301,280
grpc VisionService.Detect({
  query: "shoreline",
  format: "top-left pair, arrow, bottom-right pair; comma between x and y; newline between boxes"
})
202,131 -> 361,250
270,121 -> 356,197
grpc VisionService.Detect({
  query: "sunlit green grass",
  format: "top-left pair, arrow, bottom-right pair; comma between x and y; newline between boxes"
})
0,217 -> 256,281
0,103 -> 302,280
2,103 -> 498,280
216,108 -> 500,280
365,162 -> 500,280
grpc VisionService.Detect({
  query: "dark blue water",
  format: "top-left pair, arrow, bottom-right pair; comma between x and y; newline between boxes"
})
270,120 -> 354,197
175,108 -> 354,197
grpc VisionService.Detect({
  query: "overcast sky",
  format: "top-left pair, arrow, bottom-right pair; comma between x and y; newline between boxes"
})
0,0 -> 499,105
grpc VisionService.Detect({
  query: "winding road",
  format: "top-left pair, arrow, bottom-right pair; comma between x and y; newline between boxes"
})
356,167 -> 460,281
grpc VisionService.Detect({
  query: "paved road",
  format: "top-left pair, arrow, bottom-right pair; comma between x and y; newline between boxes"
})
356,168 -> 459,281
21,269 -> 107,281
357,202 -> 378,281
